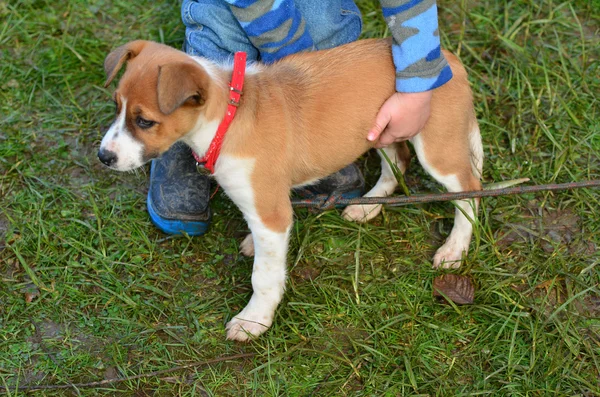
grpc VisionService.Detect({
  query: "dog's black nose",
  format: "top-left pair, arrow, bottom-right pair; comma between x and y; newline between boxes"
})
98,149 -> 118,167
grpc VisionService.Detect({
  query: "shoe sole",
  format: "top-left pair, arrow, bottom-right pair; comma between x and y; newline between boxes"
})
147,194 -> 211,236
147,186 -> 361,236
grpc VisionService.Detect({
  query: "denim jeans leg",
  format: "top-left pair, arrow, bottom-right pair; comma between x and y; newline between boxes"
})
297,0 -> 362,51
181,0 -> 362,62
182,0 -> 259,62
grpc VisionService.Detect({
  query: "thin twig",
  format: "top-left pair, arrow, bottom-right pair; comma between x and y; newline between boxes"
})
1,353 -> 255,392
291,179 -> 600,210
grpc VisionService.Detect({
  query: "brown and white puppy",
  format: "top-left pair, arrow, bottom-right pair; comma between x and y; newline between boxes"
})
98,39 -> 483,341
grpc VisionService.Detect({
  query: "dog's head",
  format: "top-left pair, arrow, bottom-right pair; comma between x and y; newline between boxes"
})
98,40 -> 215,171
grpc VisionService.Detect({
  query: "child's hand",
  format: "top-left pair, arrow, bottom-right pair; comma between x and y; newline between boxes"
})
367,91 -> 432,148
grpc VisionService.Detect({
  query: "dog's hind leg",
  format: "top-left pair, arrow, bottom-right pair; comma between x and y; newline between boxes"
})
240,233 -> 255,256
342,142 -> 411,223
411,122 -> 483,269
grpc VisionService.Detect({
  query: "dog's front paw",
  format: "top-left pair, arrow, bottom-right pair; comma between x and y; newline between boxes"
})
226,313 -> 270,342
239,233 -> 254,257
342,204 -> 382,223
432,239 -> 467,269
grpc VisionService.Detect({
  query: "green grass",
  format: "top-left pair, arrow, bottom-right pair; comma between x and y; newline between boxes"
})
1,0 -> 599,395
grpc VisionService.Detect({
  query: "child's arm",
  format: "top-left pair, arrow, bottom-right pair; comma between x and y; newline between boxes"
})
368,0 -> 452,145
381,0 -> 452,92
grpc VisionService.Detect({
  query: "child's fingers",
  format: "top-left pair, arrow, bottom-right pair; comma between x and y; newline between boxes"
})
367,101 -> 392,142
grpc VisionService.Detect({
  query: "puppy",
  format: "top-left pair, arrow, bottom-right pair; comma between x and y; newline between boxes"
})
98,39 -> 483,341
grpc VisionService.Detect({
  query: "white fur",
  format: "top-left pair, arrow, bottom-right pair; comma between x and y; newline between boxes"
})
191,55 -> 263,82
469,123 -> 484,179
240,233 -> 255,256
342,146 -> 407,222
181,117 -> 220,159
191,56 -> 225,85
214,155 -> 289,341
411,135 -> 478,268
243,61 -> 263,75
99,99 -> 145,171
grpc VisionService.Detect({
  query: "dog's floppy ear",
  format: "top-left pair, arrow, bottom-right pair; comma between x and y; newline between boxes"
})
157,62 -> 208,115
104,40 -> 148,88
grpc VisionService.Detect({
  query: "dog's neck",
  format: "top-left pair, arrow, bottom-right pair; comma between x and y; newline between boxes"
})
181,59 -> 234,158
181,116 -> 222,158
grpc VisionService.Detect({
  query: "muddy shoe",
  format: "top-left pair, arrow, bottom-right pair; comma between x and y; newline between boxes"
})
294,163 -> 365,204
147,142 -> 211,236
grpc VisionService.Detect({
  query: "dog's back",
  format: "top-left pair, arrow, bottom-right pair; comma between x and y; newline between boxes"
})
226,39 -> 396,185
229,39 -> 476,188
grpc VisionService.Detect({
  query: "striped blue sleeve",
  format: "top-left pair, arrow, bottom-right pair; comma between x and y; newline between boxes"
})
380,0 -> 452,92
224,0 -> 314,64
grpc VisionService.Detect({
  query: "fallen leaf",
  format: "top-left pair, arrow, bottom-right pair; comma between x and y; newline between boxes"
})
433,274 -> 474,305
23,283 -> 40,303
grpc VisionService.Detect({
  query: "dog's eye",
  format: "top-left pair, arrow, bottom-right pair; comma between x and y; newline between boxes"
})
136,116 -> 156,130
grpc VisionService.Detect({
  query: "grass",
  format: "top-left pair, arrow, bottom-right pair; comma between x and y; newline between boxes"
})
0,0 -> 599,395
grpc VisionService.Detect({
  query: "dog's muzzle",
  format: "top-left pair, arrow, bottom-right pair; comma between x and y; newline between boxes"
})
98,148 -> 118,167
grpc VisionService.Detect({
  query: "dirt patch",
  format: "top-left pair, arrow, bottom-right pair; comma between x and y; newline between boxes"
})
303,325 -> 367,394
310,325 -> 369,358
0,214 -> 8,251
28,319 -> 98,353
9,319 -> 112,387
67,165 -> 96,187
293,265 -> 322,282
496,202 -> 596,255
579,294 -> 600,317
516,278 -> 600,320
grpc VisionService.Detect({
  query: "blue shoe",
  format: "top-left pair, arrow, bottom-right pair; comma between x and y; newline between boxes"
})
293,163 -> 365,204
147,143 -> 363,235
147,142 -> 211,236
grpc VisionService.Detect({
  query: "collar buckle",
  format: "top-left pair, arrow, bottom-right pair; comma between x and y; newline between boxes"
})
228,85 -> 243,107
195,161 -> 211,175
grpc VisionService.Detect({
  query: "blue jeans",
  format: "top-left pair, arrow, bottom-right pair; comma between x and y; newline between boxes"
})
181,0 -> 363,62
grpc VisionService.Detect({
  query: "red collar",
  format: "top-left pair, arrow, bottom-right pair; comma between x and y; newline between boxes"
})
193,52 -> 247,174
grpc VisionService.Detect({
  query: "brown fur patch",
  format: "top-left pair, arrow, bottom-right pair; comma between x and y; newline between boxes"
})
157,62 -> 209,115
416,51 -> 481,190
